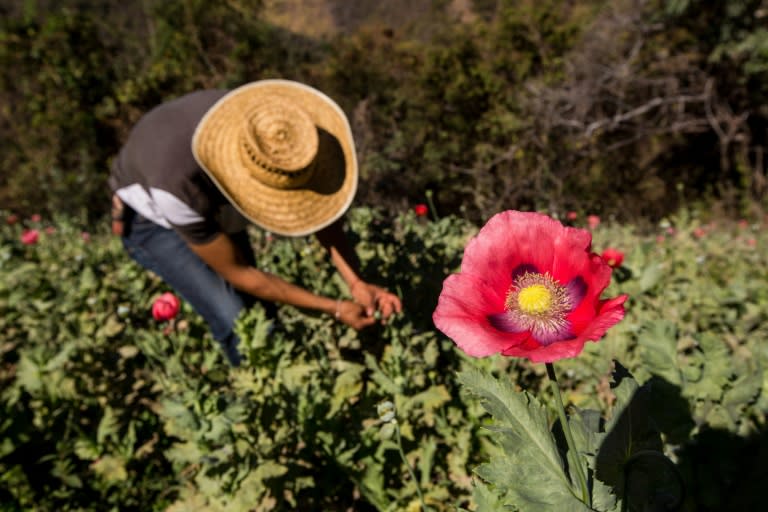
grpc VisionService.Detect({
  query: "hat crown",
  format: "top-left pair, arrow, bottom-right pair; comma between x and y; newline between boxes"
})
239,97 -> 319,189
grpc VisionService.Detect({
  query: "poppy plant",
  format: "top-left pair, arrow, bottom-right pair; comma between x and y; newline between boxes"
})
433,210 -> 627,362
152,292 -> 181,322
21,229 -> 39,245
601,247 -> 624,268
414,203 -> 429,217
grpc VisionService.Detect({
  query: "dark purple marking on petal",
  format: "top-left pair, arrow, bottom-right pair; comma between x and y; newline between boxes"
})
488,312 -> 527,333
532,322 -> 573,346
512,263 -> 538,280
566,277 -> 586,309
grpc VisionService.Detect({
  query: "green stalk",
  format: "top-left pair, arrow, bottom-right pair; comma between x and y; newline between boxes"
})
424,190 -> 439,222
546,362 -> 591,507
394,420 -> 430,511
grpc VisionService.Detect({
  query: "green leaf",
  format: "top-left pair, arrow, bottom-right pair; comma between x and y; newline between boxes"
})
49,458 -> 82,489
566,409 -> 620,511
327,363 -> 364,418
591,477 -> 620,512
402,384 -> 451,426
91,454 -> 128,484
74,438 -> 100,461
469,480 -> 515,511
638,263 -> 664,293
15,354 -> 43,393
639,320 -> 681,385
98,314 -> 124,338
458,367 -> 588,511
595,363 -> 663,501
97,406 -> 120,445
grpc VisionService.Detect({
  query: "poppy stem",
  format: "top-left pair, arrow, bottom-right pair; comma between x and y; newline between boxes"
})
394,420 -> 431,511
546,362 -> 591,507
424,189 -> 439,222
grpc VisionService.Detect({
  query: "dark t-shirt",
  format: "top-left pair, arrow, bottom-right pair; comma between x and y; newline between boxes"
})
109,89 -> 249,244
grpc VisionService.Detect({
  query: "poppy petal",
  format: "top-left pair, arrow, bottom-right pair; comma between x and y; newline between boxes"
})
434,273 -> 528,357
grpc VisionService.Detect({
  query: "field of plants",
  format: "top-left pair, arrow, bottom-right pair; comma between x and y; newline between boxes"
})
1,205 -> 766,511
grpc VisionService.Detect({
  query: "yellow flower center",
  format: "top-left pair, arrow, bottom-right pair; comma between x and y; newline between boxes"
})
501,271 -> 577,344
517,284 -> 552,314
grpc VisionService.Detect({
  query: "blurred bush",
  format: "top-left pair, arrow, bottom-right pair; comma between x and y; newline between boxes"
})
0,0 -> 766,223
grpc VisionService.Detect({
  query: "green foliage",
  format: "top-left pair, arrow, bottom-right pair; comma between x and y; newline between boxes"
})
458,367 -> 590,511
1,207 -> 767,510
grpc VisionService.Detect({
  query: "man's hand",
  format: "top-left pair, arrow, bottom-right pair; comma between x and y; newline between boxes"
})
350,281 -> 403,324
336,300 -> 377,329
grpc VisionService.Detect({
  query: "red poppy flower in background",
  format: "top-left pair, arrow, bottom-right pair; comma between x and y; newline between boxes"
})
601,247 -> 624,268
566,211 -> 578,221
414,203 -> 429,217
433,211 -> 627,362
587,215 -> 601,229
6,214 -> 19,225
30,214 -> 42,223
21,229 -> 39,245
152,292 -> 180,322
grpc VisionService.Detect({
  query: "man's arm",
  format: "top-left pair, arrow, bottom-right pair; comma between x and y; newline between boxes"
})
315,219 -> 403,322
187,232 -> 376,329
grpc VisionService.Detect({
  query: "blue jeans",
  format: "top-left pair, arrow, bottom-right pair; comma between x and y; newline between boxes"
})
121,212 -> 273,366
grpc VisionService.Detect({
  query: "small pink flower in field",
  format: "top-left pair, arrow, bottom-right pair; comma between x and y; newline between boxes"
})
81,231 -> 91,242
692,227 -> 706,238
433,211 -> 627,363
656,235 -> 666,244
601,248 -> 625,268
30,214 -> 42,223
666,227 -> 676,236
6,214 -> 19,225
152,292 -> 180,322
587,215 -> 600,229
21,229 -> 39,245
414,203 -> 429,217
746,238 -> 757,247
738,219 -> 748,229
566,211 -> 578,221
45,226 -> 56,235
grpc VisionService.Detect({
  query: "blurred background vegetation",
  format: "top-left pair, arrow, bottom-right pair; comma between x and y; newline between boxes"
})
1,0 -> 766,225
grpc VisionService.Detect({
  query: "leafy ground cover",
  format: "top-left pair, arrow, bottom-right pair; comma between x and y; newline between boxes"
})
1,207 -> 766,511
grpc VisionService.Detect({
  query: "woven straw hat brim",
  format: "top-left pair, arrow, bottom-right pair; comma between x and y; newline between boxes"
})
192,80 -> 358,237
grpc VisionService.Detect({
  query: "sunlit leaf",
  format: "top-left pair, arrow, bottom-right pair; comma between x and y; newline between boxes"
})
458,367 -> 589,511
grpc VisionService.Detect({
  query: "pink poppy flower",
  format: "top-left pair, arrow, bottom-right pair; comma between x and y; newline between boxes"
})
45,226 -> 56,235
6,214 -> 19,225
30,214 -> 42,223
566,211 -> 578,221
152,292 -> 180,321
433,211 -> 627,362
601,247 -> 624,268
414,203 -> 429,217
81,231 -> 91,242
21,229 -> 39,245
587,215 -> 600,229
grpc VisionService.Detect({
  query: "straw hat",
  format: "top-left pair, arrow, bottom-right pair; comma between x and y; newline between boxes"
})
192,79 -> 358,237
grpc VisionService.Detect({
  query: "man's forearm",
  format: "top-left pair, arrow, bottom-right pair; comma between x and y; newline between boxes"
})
228,266 -> 337,315
315,219 -> 363,288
